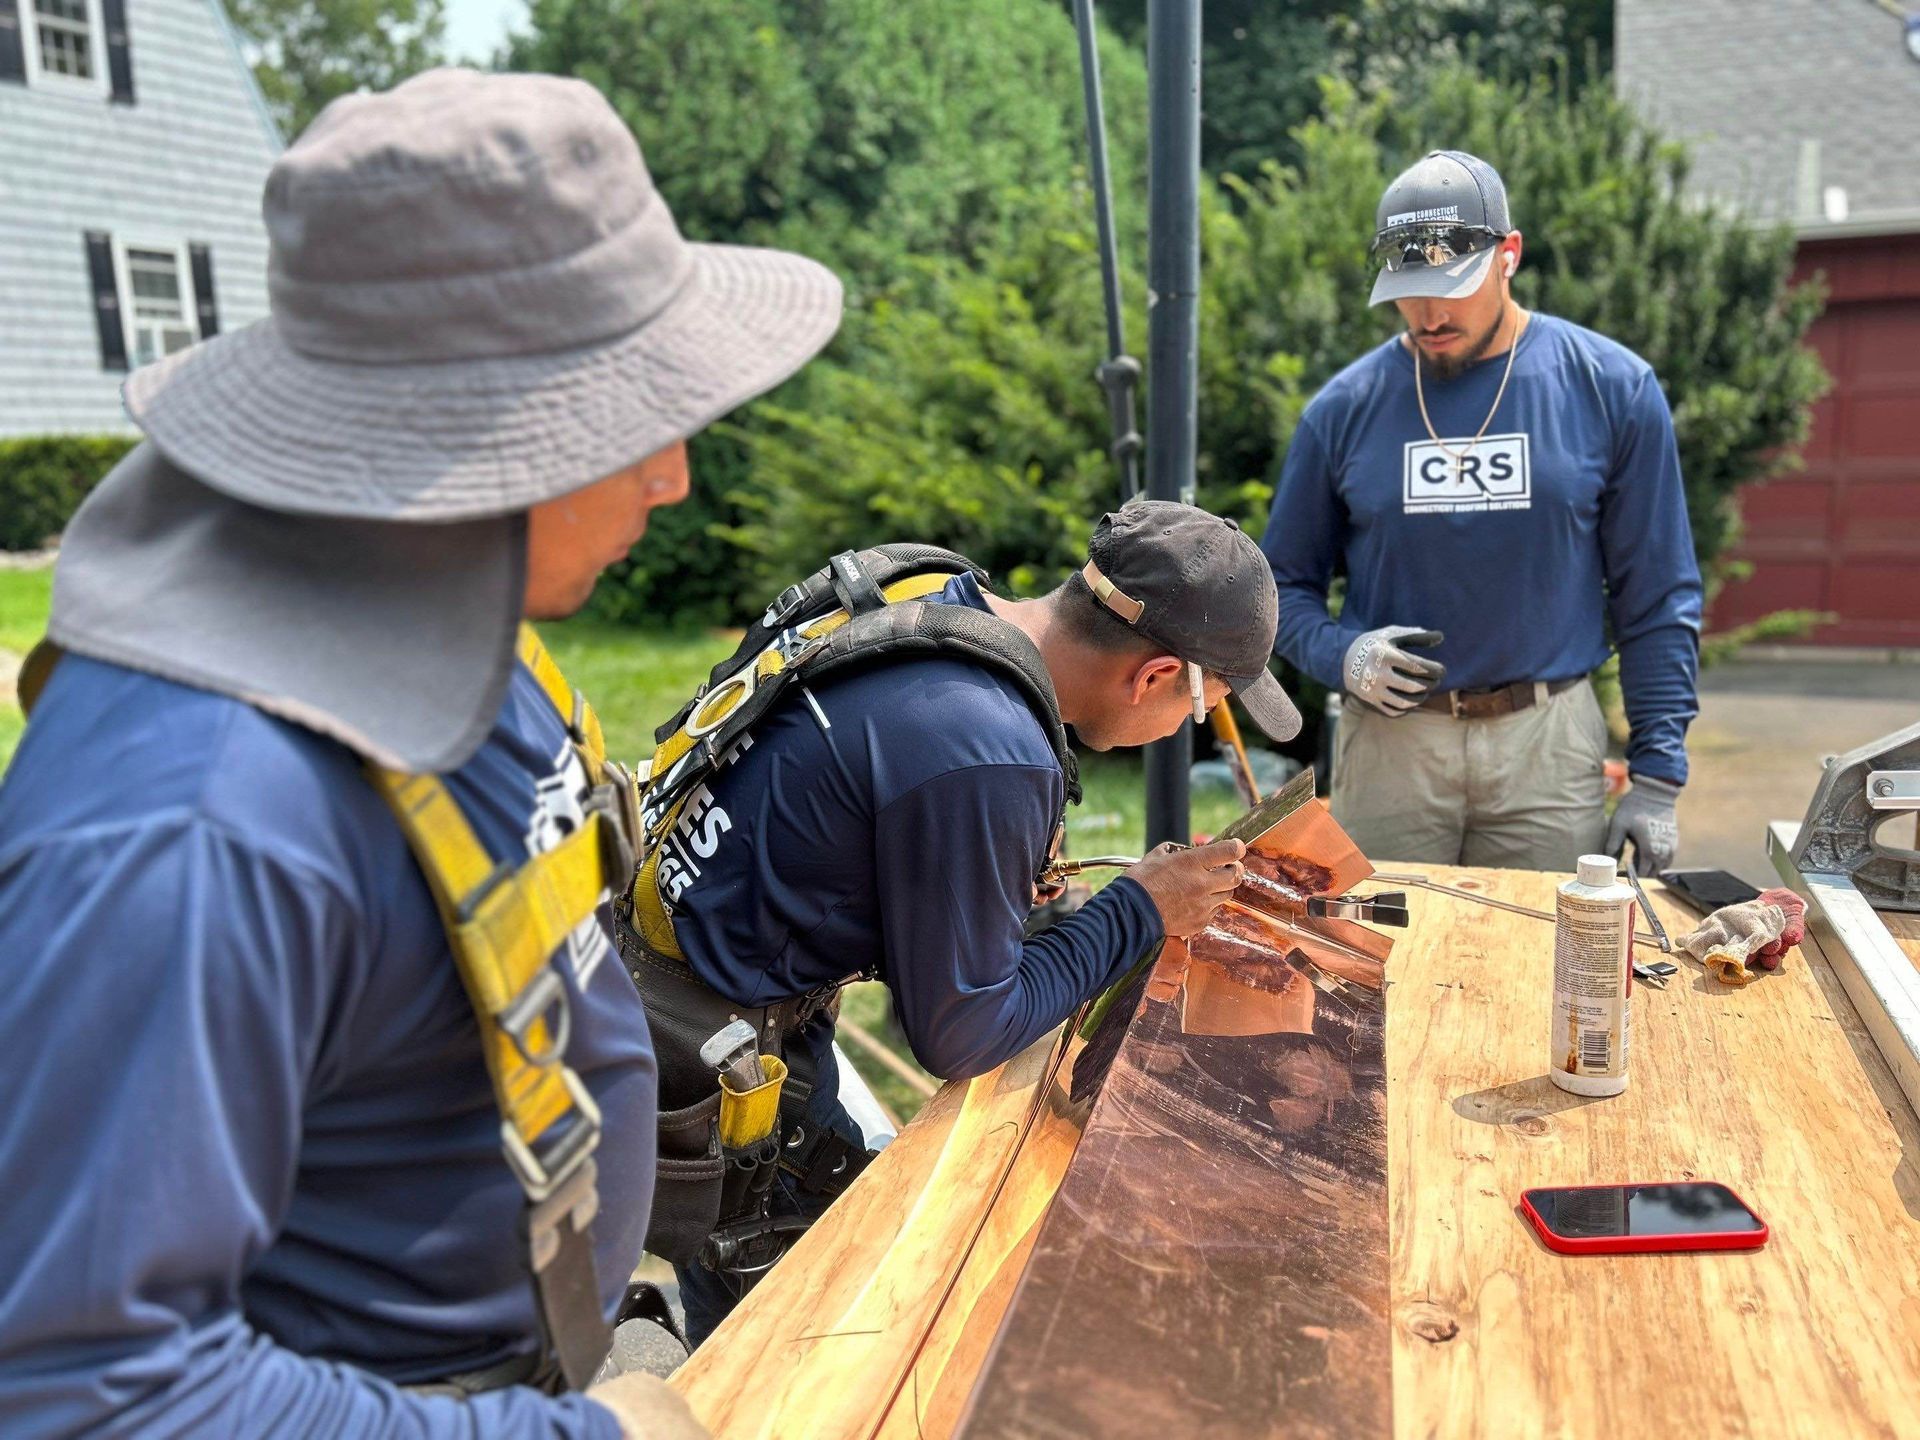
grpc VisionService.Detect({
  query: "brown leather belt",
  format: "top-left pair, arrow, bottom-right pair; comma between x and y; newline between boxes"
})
1418,675 -> 1582,719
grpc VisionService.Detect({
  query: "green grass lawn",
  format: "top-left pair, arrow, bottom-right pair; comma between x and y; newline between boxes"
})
0,568 -> 51,655
0,569 -> 1240,1125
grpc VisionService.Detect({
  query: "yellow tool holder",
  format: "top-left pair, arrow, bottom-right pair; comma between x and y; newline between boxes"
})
718,1055 -> 788,1149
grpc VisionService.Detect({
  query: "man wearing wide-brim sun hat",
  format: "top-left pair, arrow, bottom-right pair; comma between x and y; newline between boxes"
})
0,67 -> 839,1438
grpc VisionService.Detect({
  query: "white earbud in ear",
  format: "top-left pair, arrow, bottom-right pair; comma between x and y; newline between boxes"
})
1504,255 -> 1517,279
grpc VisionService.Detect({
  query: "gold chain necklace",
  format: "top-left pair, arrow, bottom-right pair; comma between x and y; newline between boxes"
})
1413,307 -> 1524,478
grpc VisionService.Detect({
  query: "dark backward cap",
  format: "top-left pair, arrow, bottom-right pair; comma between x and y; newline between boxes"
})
1082,500 -> 1302,741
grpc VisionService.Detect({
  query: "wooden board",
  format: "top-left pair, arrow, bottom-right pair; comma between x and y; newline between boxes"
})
672,864 -> 1920,1439
958,932 -> 1392,1440
1885,908 -> 1920,972
1387,864 -> 1920,1439
670,1030 -> 1085,1438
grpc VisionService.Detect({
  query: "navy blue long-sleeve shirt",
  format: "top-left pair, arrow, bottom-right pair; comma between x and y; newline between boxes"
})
1261,314 -> 1703,783
662,574 -> 1164,1080
0,654 -> 652,1438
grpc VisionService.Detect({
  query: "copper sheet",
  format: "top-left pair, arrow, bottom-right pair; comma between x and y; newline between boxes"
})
1182,782 -> 1387,1033
956,935 -> 1392,1438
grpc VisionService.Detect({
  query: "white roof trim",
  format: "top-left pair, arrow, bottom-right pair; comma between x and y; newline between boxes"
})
1795,209 -> 1920,241
207,0 -> 285,155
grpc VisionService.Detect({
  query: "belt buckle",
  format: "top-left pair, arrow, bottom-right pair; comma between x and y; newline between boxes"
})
1448,689 -> 1464,720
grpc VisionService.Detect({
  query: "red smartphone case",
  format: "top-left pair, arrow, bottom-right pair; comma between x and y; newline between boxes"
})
1519,1182 -> 1769,1255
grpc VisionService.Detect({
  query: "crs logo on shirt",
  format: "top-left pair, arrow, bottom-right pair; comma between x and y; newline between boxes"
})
1402,432 -> 1531,514
654,733 -> 755,913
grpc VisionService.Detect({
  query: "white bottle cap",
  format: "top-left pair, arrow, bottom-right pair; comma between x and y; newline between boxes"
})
1577,854 -> 1618,886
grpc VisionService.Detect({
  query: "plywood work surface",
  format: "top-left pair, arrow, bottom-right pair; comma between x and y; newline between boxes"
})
1390,864 -> 1920,1440
672,864 -> 1920,1440
1886,908 -> 1920,972
670,1030 -> 1084,1439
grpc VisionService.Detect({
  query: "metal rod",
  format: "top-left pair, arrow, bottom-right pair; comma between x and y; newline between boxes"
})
1142,0 -> 1200,850
1209,700 -> 1261,806
1071,0 -> 1143,505
1074,0 -> 1127,367
1371,871 -> 1668,951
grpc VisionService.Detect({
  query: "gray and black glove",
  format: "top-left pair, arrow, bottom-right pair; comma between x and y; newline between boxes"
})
1341,627 -> 1446,717
1606,773 -> 1681,876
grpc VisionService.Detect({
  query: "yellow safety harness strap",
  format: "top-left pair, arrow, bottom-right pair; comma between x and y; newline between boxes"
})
367,768 -> 608,1154
367,625 -> 626,1389
518,624 -> 606,778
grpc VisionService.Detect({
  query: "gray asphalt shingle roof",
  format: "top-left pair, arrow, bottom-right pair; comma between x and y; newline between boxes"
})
1617,0 -> 1920,231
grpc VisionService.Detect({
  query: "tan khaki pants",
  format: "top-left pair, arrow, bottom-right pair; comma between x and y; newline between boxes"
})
1330,679 -> 1608,871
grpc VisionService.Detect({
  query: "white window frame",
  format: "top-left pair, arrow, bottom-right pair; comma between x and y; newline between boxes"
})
19,0 -> 110,99
111,237 -> 201,371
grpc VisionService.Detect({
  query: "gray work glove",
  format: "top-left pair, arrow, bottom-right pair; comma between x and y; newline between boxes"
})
1341,626 -> 1446,717
1605,773 -> 1680,876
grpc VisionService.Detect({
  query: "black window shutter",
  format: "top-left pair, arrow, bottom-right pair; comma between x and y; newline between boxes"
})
83,231 -> 129,372
0,0 -> 26,86
101,0 -> 133,103
189,243 -> 218,338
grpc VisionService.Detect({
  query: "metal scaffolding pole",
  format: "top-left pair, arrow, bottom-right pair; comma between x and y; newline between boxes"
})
1070,0 -> 1143,502
1143,0 -> 1199,848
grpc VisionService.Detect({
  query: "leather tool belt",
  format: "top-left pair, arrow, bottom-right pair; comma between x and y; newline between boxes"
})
616,923 -> 874,1274
1417,675 -> 1582,720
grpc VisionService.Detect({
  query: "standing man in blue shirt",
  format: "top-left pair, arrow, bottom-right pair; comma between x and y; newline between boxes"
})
624,503 -> 1302,1345
0,70 -> 842,1438
1261,151 -> 1703,874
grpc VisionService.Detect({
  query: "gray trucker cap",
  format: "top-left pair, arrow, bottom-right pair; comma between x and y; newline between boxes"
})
1081,500 -> 1302,741
1368,149 -> 1512,307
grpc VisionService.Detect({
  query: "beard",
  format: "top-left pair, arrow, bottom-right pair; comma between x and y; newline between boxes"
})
1416,307 -> 1505,380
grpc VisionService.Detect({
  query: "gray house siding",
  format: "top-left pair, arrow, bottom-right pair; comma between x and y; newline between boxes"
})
0,0 -> 278,437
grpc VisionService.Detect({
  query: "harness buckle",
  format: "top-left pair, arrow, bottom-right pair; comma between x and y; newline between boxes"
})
763,583 -> 809,630
453,860 -> 515,924
501,1066 -> 603,1203
499,967 -> 571,1068
686,669 -> 756,739
525,1152 -> 601,1272
588,760 -> 640,888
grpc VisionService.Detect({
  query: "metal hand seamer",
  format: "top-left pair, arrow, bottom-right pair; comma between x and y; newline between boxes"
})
1040,852 -> 1412,929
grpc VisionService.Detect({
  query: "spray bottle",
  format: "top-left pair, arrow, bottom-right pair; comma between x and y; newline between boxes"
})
1548,854 -> 1635,1097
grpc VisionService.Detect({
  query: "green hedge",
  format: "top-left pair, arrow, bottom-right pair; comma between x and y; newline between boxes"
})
0,435 -> 136,551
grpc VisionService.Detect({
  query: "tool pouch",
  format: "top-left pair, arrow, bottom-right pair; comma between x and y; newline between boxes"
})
716,1133 -> 782,1229
645,1092 -> 724,1265
715,1055 -> 787,1226
717,1055 -> 787,1149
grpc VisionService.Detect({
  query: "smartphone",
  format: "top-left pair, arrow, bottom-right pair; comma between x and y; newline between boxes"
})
1520,1182 -> 1768,1255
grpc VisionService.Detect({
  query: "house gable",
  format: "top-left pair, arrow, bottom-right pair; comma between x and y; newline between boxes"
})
0,0 -> 280,437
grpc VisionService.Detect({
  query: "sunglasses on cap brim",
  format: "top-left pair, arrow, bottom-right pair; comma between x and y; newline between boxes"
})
1368,223 -> 1505,273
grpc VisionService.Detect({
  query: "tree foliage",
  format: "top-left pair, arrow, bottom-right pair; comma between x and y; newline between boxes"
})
1087,0 -> 1612,178
228,0 -> 447,139
732,69 -> 1825,607
508,0 -> 1150,623
507,0 -> 1147,295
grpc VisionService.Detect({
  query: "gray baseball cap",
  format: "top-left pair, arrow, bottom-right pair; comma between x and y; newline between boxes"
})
1080,500 -> 1301,741
1368,150 -> 1512,307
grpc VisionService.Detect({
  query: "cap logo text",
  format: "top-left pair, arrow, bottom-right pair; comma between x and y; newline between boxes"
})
1386,205 -> 1462,225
